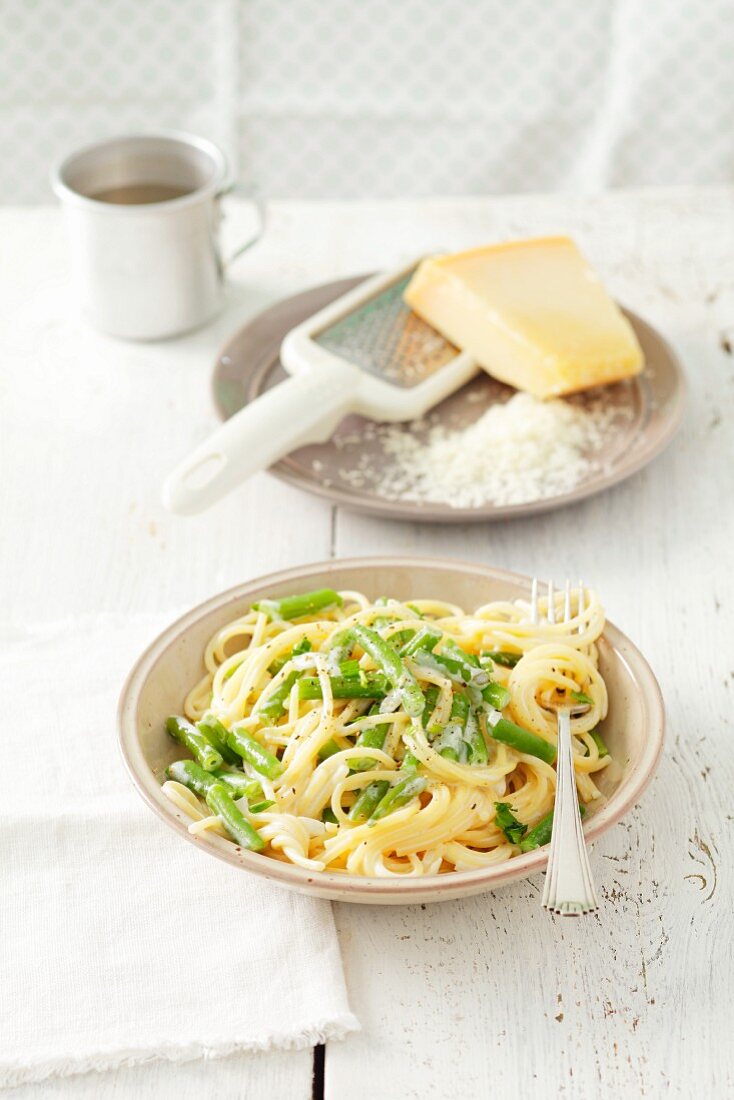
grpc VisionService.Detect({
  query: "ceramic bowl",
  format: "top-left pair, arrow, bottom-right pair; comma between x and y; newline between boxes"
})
118,557 -> 665,904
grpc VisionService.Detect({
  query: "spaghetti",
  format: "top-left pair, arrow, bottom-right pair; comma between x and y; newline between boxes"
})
161,585 -> 610,877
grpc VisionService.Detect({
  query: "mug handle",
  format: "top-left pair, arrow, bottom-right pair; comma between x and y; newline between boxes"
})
217,181 -> 266,265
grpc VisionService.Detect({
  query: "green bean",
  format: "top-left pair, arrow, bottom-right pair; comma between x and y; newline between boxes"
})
483,650 -> 521,668
446,638 -> 478,662
388,628 -> 416,652
322,806 -> 339,824
196,714 -> 240,765
269,636 -> 312,675
442,638 -> 489,682
205,782 -> 264,851
589,729 -> 609,758
253,588 -> 343,621
166,716 -> 223,772
212,770 -> 264,801
401,625 -> 442,657
349,780 -> 390,822
317,738 -> 342,761
369,775 -> 427,821
433,727 -> 463,762
167,759 -> 265,806
421,685 -> 440,732
571,689 -> 594,705
464,708 -> 487,765
349,624 -> 425,717
339,658 -> 361,678
401,752 -> 420,771
298,673 -> 389,700
494,802 -> 527,845
434,693 -> 469,761
166,758 -> 217,797
256,670 -> 300,719
350,713 -> 389,772
519,803 -> 587,852
227,728 -> 282,779
481,682 -> 512,710
248,800 -> 275,813
488,717 -> 557,764
411,646 -> 488,689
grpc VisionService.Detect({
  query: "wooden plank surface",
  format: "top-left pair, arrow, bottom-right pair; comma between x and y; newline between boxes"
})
2,190 -> 732,1097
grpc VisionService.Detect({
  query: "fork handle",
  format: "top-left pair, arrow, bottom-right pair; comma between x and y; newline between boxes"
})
542,709 -> 600,916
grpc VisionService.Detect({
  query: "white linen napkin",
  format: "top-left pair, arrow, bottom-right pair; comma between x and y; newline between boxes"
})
0,616 -> 358,1089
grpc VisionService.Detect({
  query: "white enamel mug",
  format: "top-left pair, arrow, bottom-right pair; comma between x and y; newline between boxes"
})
51,132 -> 263,340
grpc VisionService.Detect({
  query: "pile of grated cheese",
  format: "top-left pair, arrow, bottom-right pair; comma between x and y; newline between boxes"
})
363,392 -> 615,508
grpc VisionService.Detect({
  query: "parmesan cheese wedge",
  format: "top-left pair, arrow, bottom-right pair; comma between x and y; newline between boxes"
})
404,237 -> 644,399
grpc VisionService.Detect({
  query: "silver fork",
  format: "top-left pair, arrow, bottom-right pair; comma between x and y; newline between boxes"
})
530,578 -> 600,917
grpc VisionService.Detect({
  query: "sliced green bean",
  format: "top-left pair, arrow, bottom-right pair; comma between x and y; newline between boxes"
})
317,738 -> 342,761
349,780 -> 390,822
253,588 -> 343,621
205,782 -> 265,851
519,803 -> 587,852
248,799 -> 276,813
212,770 -> 264,801
571,690 -> 594,706
483,650 -> 522,668
256,670 -> 300,719
434,693 -> 469,761
298,672 -> 389,701
166,758 -> 217,797
433,726 -> 463,762
481,682 -> 512,710
411,646 -> 488,689
488,717 -> 557,765
369,775 -> 427,822
196,714 -> 240,765
350,624 -> 425,717
401,625 -> 442,657
166,759 -> 265,807
227,728 -> 283,779
388,628 -> 416,652
589,728 -> 609,758
322,806 -> 339,824
269,636 -> 312,675
350,715 -> 389,772
166,716 -> 223,772
464,708 -> 487,765
442,639 -> 489,685
421,685 -> 440,732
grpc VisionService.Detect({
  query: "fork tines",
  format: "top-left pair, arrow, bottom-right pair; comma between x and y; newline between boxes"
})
529,577 -> 600,917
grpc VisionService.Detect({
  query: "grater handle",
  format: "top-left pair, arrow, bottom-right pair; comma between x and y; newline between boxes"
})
162,366 -> 356,515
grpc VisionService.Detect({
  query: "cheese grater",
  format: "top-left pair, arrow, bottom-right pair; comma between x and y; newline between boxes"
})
163,259 -> 477,515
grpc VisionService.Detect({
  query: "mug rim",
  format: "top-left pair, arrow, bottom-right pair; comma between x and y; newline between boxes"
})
50,130 -> 229,213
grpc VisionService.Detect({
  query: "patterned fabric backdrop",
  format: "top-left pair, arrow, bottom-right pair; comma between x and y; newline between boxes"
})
2,0 -> 733,202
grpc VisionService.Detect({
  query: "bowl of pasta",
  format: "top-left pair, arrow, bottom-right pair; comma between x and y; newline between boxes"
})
118,557 -> 665,904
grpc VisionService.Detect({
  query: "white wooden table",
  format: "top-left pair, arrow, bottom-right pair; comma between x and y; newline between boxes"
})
3,189 -> 732,1099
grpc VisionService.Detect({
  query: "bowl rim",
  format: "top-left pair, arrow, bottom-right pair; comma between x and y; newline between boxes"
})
118,555 -> 666,900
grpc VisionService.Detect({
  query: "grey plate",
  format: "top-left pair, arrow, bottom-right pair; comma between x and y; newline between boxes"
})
212,275 -> 687,523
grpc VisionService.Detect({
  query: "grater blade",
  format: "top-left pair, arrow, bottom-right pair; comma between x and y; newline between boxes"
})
314,271 -> 458,388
